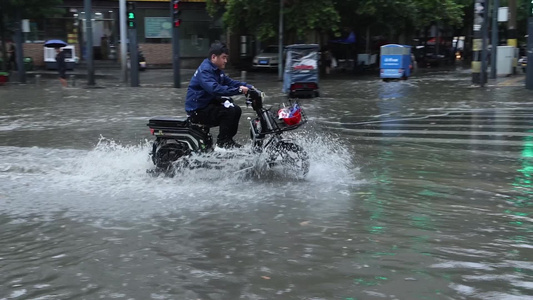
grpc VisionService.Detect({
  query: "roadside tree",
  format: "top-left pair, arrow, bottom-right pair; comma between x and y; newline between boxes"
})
0,0 -> 63,71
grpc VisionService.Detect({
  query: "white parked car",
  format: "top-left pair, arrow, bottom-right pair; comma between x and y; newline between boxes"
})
252,46 -> 281,69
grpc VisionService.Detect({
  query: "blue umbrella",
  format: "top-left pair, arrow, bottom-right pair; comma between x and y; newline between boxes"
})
44,39 -> 68,48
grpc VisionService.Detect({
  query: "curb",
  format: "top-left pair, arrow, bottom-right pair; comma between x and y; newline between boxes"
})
496,75 -> 526,87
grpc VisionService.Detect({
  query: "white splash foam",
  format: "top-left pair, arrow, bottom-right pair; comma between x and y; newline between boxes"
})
0,133 -> 361,220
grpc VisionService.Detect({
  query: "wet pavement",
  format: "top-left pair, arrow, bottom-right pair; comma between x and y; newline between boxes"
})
0,68 -> 532,300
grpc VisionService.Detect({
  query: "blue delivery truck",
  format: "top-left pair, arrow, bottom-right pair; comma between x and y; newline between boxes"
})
380,44 -> 413,81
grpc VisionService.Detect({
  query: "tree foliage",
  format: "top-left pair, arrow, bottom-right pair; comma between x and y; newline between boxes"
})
3,0 -> 65,19
207,0 -> 472,43
207,0 -> 339,41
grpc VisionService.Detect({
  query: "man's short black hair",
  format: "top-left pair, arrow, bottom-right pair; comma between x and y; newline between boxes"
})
208,42 -> 229,58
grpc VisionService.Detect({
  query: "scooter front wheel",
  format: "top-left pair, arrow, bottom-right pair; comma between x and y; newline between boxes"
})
268,141 -> 310,179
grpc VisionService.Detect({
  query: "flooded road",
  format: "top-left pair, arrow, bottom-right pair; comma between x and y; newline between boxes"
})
1,70 -> 532,299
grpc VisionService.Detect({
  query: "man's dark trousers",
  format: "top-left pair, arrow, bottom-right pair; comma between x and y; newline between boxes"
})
190,103 -> 242,143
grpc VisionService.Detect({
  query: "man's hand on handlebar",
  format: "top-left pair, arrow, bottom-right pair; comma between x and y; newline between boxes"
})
239,86 -> 249,94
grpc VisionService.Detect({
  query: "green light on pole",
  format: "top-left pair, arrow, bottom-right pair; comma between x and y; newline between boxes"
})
127,1 -> 136,29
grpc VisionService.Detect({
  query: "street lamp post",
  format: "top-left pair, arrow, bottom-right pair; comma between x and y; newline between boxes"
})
84,0 -> 95,86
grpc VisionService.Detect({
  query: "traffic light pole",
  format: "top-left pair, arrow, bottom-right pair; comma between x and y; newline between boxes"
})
120,0 -> 128,83
172,25 -> 180,88
126,1 -> 139,87
171,0 -> 181,88
526,17 -> 533,90
129,28 -> 139,87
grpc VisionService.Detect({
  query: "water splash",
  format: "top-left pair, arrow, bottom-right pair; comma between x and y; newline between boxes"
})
0,132 -> 360,219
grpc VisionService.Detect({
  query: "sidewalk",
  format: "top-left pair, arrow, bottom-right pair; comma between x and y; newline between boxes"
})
24,67 -> 196,87
21,66 -> 262,88
492,73 -> 527,87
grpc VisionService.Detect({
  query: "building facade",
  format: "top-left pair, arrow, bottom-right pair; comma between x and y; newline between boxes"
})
22,0 -> 223,68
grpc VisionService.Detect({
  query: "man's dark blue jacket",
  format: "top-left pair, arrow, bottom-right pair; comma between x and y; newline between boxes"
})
185,58 -> 251,112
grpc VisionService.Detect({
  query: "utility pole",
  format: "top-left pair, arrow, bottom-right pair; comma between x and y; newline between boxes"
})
0,0 -> 7,71
490,0 -> 499,79
508,0 -> 517,74
84,0 -> 95,86
14,8 -> 25,83
278,0 -> 283,81
480,0 -> 490,87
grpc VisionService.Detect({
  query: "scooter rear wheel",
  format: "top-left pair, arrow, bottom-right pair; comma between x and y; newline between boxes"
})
153,140 -> 191,171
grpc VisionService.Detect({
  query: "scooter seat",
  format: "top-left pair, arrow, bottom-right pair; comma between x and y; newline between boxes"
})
148,116 -> 189,128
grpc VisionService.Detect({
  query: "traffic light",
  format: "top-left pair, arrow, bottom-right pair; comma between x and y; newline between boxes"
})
127,1 -> 136,29
172,0 -> 181,27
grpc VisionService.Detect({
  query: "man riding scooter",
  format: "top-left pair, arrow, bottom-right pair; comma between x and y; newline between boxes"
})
185,42 -> 253,149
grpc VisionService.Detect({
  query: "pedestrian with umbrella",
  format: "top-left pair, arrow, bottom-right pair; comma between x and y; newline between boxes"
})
44,40 -> 68,87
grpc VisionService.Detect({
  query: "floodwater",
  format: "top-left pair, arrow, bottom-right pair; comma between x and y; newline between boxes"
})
0,70 -> 532,300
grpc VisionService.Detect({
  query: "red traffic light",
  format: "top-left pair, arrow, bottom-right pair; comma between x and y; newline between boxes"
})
172,0 -> 181,27
173,0 -> 180,11
172,0 -> 180,15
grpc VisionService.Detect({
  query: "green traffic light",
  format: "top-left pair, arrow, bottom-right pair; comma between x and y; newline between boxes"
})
128,12 -> 135,20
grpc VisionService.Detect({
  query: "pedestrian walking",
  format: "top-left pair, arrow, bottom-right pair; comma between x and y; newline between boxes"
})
323,48 -> 332,75
55,47 -> 67,87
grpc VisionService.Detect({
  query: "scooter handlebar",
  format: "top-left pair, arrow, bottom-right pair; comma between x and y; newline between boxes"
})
246,88 -> 264,110
247,88 -> 262,100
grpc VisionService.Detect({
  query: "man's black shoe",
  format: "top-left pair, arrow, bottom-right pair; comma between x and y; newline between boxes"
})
216,139 -> 243,149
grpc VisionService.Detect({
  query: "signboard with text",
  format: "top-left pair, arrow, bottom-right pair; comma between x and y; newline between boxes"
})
145,17 -> 172,38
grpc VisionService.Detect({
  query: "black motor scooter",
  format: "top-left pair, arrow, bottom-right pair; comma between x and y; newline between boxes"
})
147,89 -> 310,178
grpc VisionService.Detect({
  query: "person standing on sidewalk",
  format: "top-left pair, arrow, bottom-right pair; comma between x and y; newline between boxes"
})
185,42 -> 253,149
55,47 -> 67,87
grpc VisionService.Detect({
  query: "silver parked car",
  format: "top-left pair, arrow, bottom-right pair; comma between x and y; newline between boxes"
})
518,56 -> 527,73
252,46 -> 281,69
